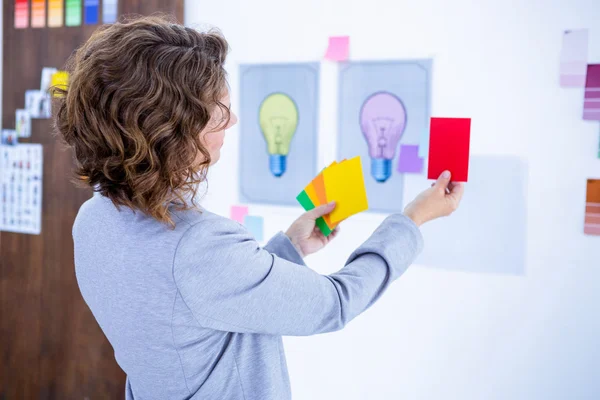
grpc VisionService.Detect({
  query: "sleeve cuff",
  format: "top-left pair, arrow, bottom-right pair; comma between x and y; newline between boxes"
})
263,232 -> 306,266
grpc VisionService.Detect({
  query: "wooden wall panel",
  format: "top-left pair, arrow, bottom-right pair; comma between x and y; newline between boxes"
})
1,1 -> 184,398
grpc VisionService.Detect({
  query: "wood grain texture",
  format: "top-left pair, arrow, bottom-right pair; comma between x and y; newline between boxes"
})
1,1 -> 184,398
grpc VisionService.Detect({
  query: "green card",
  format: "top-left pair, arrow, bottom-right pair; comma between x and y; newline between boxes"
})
296,190 -> 333,237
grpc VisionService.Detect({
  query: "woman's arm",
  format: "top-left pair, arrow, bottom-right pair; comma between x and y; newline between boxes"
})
262,232 -> 306,266
172,213 -> 422,336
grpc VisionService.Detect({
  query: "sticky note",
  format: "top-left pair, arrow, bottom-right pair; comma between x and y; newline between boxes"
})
244,215 -> 264,241
296,190 -> 333,237
50,71 -> 69,97
230,205 -> 249,224
15,0 -> 29,28
583,64 -> 600,121
397,145 -> 424,174
48,0 -> 64,27
585,179 -> 600,236
325,36 -> 350,62
323,156 -> 368,224
560,30 -> 588,87
427,118 -> 471,182
31,0 -> 46,28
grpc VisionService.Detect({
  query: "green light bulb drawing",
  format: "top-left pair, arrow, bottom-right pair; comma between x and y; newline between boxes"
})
258,93 -> 299,177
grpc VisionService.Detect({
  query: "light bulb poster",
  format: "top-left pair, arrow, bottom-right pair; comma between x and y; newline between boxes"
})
337,60 -> 432,213
239,63 -> 319,205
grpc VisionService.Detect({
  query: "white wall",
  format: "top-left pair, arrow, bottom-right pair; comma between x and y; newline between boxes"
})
186,1 -> 600,399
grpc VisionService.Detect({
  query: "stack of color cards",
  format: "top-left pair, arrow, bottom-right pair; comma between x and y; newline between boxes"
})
296,156 -> 369,236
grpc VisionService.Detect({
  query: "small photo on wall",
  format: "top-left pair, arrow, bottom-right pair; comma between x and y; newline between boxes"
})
16,109 -> 31,138
337,60 -> 432,213
25,90 -> 51,119
40,67 -> 58,92
1,129 -> 18,145
239,63 -> 319,206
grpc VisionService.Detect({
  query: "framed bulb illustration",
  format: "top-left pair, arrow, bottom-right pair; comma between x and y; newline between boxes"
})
258,93 -> 299,177
337,59 -> 432,213
239,63 -> 318,205
359,91 -> 407,183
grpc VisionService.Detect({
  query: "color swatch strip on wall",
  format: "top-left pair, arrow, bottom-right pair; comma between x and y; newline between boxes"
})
103,0 -> 118,23
48,0 -> 64,27
31,0 -> 46,28
14,0 -> 29,28
585,179 -> 600,236
559,29 -> 588,87
66,0 -> 82,26
583,64 -> 600,121
84,0 -> 99,24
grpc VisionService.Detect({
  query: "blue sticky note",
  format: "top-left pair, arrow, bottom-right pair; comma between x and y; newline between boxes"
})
244,215 -> 264,241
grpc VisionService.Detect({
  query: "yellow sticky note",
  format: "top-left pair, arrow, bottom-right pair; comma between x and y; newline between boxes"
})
323,156 -> 368,224
50,71 -> 69,97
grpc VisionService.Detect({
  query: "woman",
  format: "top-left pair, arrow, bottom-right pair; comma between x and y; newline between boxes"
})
55,15 -> 464,400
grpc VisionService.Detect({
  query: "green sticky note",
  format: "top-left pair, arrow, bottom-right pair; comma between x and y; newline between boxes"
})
296,190 -> 332,237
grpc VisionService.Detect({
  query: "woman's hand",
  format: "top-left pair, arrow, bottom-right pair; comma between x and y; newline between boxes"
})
403,170 -> 465,227
285,202 -> 340,258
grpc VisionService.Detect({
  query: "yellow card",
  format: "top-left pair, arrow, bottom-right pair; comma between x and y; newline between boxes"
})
50,71 -> 69,97
323,156 -> 368,224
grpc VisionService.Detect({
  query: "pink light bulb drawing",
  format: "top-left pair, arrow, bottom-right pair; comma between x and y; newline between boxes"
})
359,91 -> 407,183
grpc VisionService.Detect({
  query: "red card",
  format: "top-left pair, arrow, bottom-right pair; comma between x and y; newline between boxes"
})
427,117 -> 471,182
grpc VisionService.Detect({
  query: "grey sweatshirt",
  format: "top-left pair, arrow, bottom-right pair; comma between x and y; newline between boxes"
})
73,194 -> 424,400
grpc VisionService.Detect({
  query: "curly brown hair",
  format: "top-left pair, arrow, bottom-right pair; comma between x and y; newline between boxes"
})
53,14 -> 230,228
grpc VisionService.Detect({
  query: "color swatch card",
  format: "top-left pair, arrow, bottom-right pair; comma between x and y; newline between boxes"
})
583,64 -> 600,121
585,179 -> 600,236
14,0 -> 29,28
66,0 -> 82,26
84,0 -> 99,24
48,0 -> 65,27
297,156 -> 368,236
31,0 -> 46,28
560,29 -> 589,87
427,117 -> 471,182
103,0 -> 118,24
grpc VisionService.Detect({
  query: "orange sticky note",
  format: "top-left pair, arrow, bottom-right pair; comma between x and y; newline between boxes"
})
323,156 -> 368,224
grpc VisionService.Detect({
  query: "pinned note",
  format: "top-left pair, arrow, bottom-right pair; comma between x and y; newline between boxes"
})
585,179 -> 600,236
397,145 -> 424,174
50,71 -> 70,97
427,118 -> 471,182
325,36 -> 350,62
583,64 -> 600,121
244,215 -> 264,241
323,156 -> 368,224
560,29 -> 588,87
230,205 -> 249,224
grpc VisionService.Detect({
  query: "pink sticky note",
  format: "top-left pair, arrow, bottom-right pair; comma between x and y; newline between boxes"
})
397,145 -> 424,174
230,205 -> 249,223
325,36 -> 349,61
